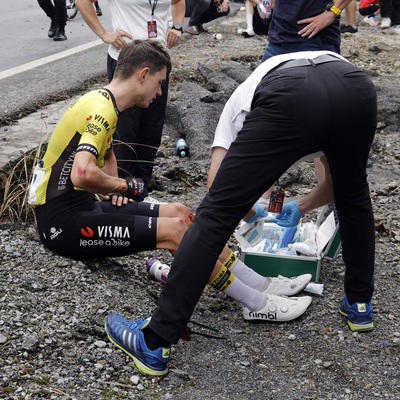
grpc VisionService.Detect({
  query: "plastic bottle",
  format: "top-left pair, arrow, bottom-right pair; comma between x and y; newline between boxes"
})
176,138 -> 190,157
146,259 -> 170,282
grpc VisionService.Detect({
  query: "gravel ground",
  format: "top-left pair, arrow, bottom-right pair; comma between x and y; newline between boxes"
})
1,7 -> 400,400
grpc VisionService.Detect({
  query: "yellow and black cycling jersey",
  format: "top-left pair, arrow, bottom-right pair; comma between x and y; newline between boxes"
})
29,88 -> 118,207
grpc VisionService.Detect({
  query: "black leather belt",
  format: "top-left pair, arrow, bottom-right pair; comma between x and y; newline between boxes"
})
272,54 -> 342,73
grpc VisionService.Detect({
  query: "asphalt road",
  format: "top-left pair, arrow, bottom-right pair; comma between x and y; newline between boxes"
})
0,0 -> 113,122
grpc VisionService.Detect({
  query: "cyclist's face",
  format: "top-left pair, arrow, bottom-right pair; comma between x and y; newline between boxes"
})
138,66 -> 167,108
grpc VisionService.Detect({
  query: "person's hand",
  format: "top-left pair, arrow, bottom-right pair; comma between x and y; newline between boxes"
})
257,3 -> 268,19
166,28 -> 182,49
123,177 -> 148,202
245,204 -> 269,224
100,30 -> 132,50
103,194 -> 133,207
221,0 -> 229,13
270,200 -> 302,227
297,11 -> 336,38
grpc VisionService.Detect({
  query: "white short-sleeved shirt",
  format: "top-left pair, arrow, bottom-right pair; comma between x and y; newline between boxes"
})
212,50 -> 347,157
107,0 -> 172,60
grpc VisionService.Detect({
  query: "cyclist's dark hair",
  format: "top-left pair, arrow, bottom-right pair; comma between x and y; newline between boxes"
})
114,40 -> 171,80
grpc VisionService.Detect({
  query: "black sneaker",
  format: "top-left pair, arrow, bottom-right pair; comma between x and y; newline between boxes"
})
48,22 -> 57,38
96,7 -> 102,16
53,30 -> 67,41
340,25 -> 358,34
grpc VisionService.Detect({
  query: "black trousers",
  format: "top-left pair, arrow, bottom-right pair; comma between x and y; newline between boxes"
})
380,0 -> 400,24
253,9 -> 271,35
150,59 -> 377,343
185,0 -> 230,26
37,0 -> 67,29
107,55 -> 169,185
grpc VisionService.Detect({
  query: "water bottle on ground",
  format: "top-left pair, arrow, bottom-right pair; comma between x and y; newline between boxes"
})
146,259 -> 170,282
176,138 -> 190,157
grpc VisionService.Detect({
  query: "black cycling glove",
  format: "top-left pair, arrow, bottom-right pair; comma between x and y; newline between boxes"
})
123,177 -> 148,202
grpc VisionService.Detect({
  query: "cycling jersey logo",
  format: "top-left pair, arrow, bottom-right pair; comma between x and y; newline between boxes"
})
86,115 -> 93,121
94,114 -> 110,133
58,151 -> 76,191
76,144 -> 99,158
49,227 -> 62,240
99,89 -> 110,101
85,121 -> 102,136
98,226 -> 130,238
79,225 -> 131,247
79,226 -> 130,239
81,227 -> 94,238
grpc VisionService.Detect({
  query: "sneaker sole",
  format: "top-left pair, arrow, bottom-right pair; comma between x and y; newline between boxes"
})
339,309 -> 374,332
104,321 -> 168,376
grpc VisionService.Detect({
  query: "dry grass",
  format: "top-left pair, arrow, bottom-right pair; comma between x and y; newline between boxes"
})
0,144 -> 46,224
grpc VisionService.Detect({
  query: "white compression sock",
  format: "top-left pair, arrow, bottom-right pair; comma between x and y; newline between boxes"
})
246,13 -> 254,31
209,265 -> 266,311
225,252 -> 270,292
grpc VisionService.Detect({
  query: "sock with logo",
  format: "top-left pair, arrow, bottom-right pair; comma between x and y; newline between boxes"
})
223,251 -> 269,292
209,264 -> 266,311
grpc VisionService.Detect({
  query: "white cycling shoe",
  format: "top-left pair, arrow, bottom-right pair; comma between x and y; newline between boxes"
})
243,293 -> 312,322
264,274 -> 312,296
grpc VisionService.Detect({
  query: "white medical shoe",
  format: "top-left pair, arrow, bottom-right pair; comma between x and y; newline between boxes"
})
243,294 -> 312,322
264,274 -> 312,296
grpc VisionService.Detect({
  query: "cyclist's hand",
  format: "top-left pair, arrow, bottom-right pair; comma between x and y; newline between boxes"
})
103,194 -> 132,207
123,177 -> 148,202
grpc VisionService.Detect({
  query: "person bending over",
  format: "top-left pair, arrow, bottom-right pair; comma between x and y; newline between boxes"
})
104,50 -> 377,377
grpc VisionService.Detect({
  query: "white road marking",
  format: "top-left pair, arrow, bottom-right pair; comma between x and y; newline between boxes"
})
0,39 -> 103,81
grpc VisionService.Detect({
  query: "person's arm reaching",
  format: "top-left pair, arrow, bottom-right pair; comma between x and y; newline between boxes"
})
271,156 -> 334,227
166,0 -> 185,49
76,0 -> 132,49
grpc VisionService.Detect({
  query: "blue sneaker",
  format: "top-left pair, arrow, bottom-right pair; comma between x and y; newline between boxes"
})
339,297 -> 374,332
105,313 -> 170,376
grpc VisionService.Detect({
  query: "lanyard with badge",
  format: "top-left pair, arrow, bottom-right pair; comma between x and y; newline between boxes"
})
268,181 -> 285,214
148,0 -> 158,38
